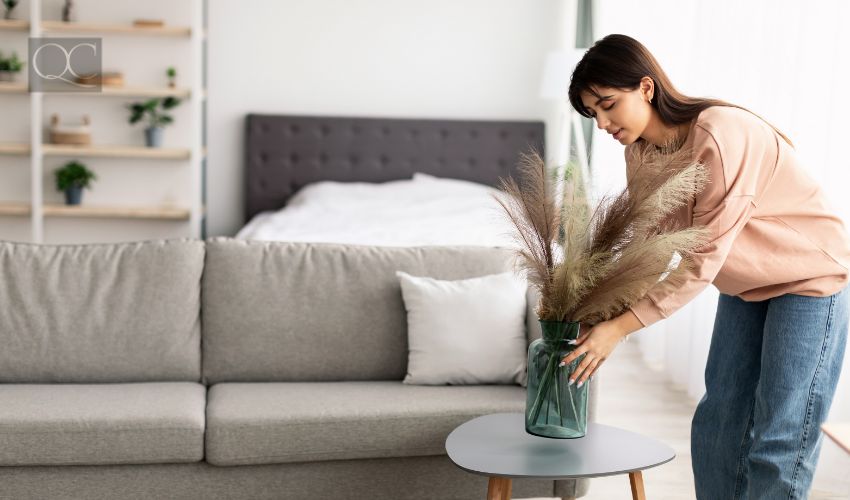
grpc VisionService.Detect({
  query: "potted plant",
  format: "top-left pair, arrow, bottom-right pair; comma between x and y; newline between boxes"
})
166,66 -> 177,88
0,51 -> 24,82
54,160 -> 96,205
2,0 -> 18,20
126,96 -> 181,147
495,141 -> 711,439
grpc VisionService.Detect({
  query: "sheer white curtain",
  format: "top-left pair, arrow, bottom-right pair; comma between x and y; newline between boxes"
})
588,0 -> 850,494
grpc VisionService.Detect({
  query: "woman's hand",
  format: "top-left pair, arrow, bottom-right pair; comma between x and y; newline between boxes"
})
558,319 -> 627,387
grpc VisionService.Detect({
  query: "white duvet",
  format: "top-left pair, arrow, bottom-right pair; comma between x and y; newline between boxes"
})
235,173 -> 520,247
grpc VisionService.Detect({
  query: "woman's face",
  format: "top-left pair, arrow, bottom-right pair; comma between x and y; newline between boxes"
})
579,79 -> 653,145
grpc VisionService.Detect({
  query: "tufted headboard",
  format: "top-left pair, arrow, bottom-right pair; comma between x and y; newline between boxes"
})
244,114 -> 545,222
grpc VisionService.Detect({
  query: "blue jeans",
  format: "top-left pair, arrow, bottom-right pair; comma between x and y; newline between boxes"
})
691,283 -> 849,499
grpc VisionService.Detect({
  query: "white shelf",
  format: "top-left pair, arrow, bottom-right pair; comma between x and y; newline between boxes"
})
41,20 -> 191,37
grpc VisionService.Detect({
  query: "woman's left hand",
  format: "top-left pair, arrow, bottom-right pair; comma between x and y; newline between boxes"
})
558,319 -> 626,387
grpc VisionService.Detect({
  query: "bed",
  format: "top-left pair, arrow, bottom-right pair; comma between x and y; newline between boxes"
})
236,114 -> 545,246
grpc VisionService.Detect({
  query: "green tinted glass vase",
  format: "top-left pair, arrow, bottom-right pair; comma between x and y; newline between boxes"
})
525,320 -> 589,438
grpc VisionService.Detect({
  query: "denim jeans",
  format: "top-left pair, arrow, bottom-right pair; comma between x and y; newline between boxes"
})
691,283 -> 849,499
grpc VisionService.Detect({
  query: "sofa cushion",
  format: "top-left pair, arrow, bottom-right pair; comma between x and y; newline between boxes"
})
201,238 -> 521,384
205,381 -> 526,466
0,383 -> 206,466
0,239 -> 204,383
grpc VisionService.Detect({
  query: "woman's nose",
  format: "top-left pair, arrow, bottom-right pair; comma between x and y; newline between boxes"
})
595,115 -> 609,130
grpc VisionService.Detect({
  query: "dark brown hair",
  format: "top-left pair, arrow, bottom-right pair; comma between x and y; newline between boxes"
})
568,34 -> 793,147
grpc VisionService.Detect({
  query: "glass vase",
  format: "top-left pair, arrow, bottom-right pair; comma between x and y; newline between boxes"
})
525,320 -> 589,438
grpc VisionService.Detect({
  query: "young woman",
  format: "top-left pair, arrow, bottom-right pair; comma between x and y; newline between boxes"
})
557,34 -> 850,499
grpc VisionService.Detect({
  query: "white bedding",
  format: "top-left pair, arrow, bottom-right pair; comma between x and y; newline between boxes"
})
235,173 -> 520,247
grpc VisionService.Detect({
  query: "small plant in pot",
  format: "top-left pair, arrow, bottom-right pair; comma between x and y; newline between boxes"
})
126,96 -> 181,147
3,0 -> 19,20
0,51 -> 24,82
166,66 -> 177,88
54,160 -> 96,205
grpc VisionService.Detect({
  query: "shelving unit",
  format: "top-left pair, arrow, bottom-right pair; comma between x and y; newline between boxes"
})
0,0 -> 206,244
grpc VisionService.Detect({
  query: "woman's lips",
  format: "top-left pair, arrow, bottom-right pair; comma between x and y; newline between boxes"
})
613,128 -> 624,140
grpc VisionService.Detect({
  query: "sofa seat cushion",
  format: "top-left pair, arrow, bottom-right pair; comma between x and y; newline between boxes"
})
205,381 -> 526,466
0,383 -> 206,466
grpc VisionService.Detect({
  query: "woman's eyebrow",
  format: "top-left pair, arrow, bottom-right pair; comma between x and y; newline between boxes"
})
595,95 -> 614,106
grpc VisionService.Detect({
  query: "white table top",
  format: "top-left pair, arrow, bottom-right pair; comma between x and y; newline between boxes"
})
445,413 -> 675,480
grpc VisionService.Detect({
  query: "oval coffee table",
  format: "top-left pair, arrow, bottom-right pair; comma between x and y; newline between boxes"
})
445,413 -> 675,500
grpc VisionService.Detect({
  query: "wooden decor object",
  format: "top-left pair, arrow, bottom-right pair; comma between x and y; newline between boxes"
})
132,19 -> 164,28
49,114 -> 92,145
76,71 -> 124,87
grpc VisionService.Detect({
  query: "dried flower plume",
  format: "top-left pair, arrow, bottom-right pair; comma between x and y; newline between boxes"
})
494,139 -> 712,325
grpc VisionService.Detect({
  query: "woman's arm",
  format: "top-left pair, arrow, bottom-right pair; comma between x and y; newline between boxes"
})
614,309 -> 644,338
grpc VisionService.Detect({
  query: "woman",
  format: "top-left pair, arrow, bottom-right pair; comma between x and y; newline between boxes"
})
557,34 -> 850,499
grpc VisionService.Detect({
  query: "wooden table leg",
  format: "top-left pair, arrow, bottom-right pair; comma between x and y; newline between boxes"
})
487,476 -> 512,500
629,471 -> 646,500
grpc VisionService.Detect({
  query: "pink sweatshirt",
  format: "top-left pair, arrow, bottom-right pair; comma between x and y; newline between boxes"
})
625,105 -> 850,329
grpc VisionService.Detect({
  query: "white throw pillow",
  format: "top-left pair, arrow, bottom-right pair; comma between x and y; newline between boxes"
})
396,270 -> 528,385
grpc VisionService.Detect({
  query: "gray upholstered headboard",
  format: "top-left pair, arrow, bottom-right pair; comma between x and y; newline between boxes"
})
244,114 -> 545,222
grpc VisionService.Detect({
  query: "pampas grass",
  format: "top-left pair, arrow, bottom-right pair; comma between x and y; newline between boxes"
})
495,139 -> 712,325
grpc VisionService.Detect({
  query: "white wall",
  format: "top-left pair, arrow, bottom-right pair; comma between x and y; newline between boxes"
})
207,0 -> 572,237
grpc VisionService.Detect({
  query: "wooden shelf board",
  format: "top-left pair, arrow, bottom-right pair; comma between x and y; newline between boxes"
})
43,204 -> 190,220
0,202 -> 30,216
43,144 -> 191,159
0,83 -> 190,97
1,143 -> 198,159
41,21 -> 191,37
0,143 -> 30,155
0,19 -> 29,31
0,82 -> 27,93
99,86 -> 190,97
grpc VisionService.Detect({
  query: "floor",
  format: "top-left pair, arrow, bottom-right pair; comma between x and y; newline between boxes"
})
517,340 -> 849,500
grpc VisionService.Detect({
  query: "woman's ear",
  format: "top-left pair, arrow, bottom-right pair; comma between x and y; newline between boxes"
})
640,76 -> 654,103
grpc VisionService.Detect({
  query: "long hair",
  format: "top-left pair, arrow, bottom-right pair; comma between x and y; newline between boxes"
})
567,34 -> 794,147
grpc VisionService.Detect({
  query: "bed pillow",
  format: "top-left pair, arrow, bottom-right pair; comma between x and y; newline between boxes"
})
396,270 -> 527,385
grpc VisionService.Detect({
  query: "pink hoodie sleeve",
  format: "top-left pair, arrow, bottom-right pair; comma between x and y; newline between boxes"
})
625,123 -> 763,328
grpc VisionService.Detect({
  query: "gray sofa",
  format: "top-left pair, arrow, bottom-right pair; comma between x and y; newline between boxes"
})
0,237 -> 597,500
